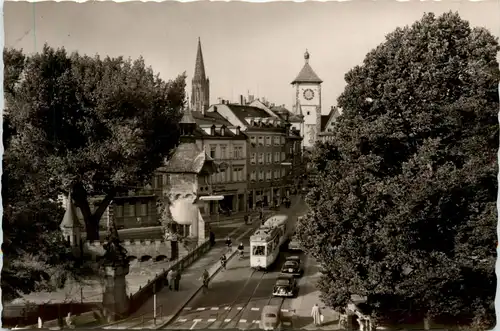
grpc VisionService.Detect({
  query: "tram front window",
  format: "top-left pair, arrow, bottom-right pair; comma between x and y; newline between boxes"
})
252,245 -> 265,256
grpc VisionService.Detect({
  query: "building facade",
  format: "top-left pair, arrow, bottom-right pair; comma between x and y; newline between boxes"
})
190,110 -> 248,215
206,103 -> 295,209
291,50 -> 323,150
318,106 -> 342,143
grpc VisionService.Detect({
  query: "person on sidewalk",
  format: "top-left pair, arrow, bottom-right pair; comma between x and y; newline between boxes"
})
166,269 -> 173,290
244,214 -> 249,225
220,254 -> 227,270
174,270 -> 181,291
209,231 -> 215,247
311,303 -> 322,326
225,236 -> 232,251
170,268 -> 178,291
65,312 -> 75,329
202,269 -> 210,293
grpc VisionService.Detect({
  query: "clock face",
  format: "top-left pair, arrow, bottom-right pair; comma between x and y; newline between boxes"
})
303,89 -> 315,101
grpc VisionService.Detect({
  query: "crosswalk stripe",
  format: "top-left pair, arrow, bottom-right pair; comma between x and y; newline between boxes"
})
252,320 -> 260,324
184,307 -> 192,310
251,307 -> 260,311
283,321 -> 292,326
239,319 -> 247,323
197,307 -> 206,311
224,318 -> 231,322
207,318 -> 216,322
237,307 -> 243,310
193,319 -> 202,322
211,307 -> 219,310
179,319 -> 187,323
224,306 -> 231,310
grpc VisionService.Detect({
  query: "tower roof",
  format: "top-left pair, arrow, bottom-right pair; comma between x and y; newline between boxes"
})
60,193 -> 82,229
193,37 -> 207,82
291,50 -> 323,84
180,107 -> 196,124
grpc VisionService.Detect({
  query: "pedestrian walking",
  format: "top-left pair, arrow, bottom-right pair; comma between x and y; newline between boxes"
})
174,270 -> 181,291
202,269 -> 209,293
166,269 -> 173,290
311,303 -> 322,326
220,254 -> 227,270
65,312 -> 75,329
37,317 -> 43,329
244,214 -> 249,225
209,231 -> 215,247
170,268 -> 178,290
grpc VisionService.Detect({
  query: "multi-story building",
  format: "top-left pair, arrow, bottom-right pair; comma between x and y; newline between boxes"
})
291,50 -> 323,150
318,106 -> 342,143
190,110 -> 248,215
205,102 -> 299,209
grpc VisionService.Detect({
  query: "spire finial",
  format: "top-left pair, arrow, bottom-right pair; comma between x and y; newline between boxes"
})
304,49 -> 310,63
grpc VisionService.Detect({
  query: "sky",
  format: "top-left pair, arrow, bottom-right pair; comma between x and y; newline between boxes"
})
4,1 -> 500,114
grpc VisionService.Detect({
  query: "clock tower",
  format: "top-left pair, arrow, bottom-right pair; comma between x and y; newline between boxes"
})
291,50 -> 323,149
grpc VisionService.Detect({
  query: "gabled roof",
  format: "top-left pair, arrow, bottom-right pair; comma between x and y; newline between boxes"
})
270,105 -> 303,123
224,104 -> 274,126
291,63 -> 323,84
192,110 -> 232,127
163,142 -> 214,174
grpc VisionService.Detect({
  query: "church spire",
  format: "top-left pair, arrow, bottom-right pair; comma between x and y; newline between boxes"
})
193,37 -> 206,82
191,38 -> 210,114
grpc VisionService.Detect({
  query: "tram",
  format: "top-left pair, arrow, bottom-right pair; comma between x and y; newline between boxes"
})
250,215 -> 289,270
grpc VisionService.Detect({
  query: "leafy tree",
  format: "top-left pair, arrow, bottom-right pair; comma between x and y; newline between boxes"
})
297,12 -> 498,329
5,45 -> 186,240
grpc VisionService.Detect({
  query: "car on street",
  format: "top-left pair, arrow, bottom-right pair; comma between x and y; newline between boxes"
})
272,274 -> 298,297
260,305 -> 282,330
287,234 -> 302,251
281,256 -> 303,277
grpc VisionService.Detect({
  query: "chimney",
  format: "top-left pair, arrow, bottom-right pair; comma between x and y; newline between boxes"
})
210,124 -> 215,135
214,106 -> 218,112
240,95 -> 244,105
249,95 -> 254,102
331,106 -> 334,112
221,125 -> 225,136
218,97 -> 222,104
236,126 -> 241,135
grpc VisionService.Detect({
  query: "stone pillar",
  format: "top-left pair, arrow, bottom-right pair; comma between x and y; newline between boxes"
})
102,263 -> 130,322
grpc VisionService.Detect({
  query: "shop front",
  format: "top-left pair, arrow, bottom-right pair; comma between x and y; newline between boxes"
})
212,183 -> 247,213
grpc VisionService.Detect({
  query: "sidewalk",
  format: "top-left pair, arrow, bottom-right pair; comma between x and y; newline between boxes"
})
101,223 -> 255,329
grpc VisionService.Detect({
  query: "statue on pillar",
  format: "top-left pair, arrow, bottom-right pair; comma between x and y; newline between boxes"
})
101,220 -> 130,322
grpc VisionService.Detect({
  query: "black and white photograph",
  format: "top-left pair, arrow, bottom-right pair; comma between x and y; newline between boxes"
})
2,1 -> 499,330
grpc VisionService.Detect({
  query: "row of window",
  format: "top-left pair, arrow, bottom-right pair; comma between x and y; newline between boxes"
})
210,167 -> 245,184
250,136 -> 286,146
208,144 -> 244,160
251,152 -> 287,165
115,202 -> 151,218
249,168 -> 287,181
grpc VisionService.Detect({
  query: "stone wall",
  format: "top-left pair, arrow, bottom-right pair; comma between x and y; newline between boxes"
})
84,240 -> 173,260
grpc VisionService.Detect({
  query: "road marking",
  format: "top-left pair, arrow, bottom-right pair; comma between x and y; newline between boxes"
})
283,321 -> 292,326
239,319 -> 247,323
197,307 -> 206,311
190,320 -> 200,330
253,320 -> 260,324
251,307 -> 260,311
281,308 -> 289,312
193,319 -> 202,322
184,307 -> 192,310
207,318 -> 216,322
237,307 -> 243,310
224,319 -> 231,322
179,318 -> 188,323
211,307 -> 219,310
224,306 -> 231,310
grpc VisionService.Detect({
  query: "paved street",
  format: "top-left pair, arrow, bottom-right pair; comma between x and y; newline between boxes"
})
162,196 -> 309,330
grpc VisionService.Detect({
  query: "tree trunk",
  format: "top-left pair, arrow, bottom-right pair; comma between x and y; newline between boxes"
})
72,183 -> 115,241
423,314 -> 431,330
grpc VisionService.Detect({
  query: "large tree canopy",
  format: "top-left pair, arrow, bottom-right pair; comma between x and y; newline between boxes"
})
5,45 -> 186,240
297,12 -> 498,329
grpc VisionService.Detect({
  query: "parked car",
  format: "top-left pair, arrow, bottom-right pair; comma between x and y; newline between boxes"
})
260,305 -> 282,330
272,274 -> 298,297
281,256 -> 303,277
